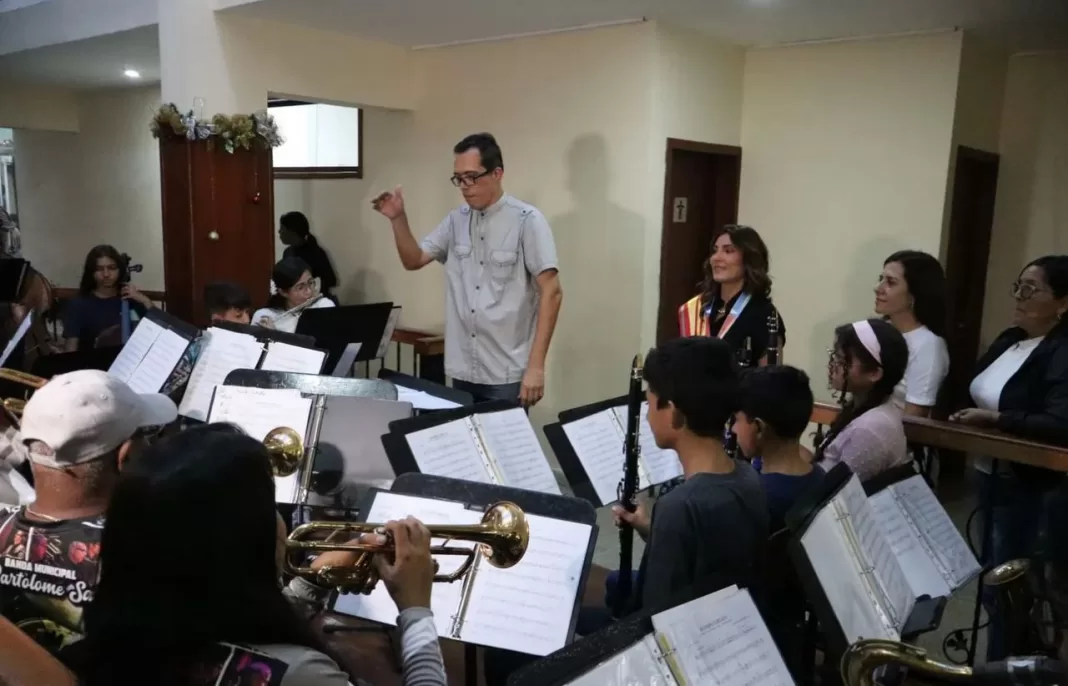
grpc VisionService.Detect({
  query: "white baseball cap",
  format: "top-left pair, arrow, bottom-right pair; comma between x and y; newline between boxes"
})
20,370 -> 177,469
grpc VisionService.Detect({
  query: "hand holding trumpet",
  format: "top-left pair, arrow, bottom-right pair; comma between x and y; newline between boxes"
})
310,517 -> 435,610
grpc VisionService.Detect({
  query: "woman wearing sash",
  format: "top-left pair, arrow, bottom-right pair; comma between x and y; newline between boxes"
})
678,225 -> 785,367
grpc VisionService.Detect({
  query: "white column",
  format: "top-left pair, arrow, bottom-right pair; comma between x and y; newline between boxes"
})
158,0 -> 263,114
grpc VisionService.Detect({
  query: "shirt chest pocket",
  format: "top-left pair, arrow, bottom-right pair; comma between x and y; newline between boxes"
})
453,243 -> 473,260
489,249 -> 519,282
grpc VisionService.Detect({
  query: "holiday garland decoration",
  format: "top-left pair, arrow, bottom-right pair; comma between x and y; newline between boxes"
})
150,103 -> 283,153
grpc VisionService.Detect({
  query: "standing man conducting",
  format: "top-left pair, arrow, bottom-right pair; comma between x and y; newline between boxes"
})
373,133 -> 562,407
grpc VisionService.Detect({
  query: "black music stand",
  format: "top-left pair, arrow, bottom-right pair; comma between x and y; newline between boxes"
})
543,396 -> 632,508
378,368 -> 474,414
31,346 -> 122,378
213,320 -> 316,348
345,473 -> 599,686
0,259 -> 28,302
296,302 -> 395,370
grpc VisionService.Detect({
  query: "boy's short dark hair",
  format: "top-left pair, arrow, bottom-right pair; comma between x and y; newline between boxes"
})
738,366 -> 814,439
453,133 -> 503,172
643,337 -> 738,439
203,282 -> 251,316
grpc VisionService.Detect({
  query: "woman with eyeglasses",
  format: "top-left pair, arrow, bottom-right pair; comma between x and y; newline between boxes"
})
677,225 -> 785,368
252,257 -> 335,333
813,319 -> 910,482
949,254 -> 1068,661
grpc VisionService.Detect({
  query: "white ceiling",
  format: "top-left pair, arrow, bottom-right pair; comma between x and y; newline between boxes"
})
0,0 -> 1066,90
221,0 -> 1068,51
0,26 -> 159,89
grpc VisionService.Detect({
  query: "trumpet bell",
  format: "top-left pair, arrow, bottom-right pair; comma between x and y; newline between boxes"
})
476,501 -> 528,569
0,368 -> 46,427
264,426 -> 303,477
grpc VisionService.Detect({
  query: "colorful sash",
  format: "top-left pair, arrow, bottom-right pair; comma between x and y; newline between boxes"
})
677,292 -> 752,339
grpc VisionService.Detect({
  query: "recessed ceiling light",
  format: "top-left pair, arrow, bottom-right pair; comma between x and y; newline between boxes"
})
123,69 -> 141,79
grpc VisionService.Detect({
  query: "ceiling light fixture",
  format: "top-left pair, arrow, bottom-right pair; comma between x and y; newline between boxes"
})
123,69 -> 141,79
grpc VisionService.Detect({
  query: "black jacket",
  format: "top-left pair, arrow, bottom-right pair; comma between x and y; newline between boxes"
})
970,323 -> 1068,481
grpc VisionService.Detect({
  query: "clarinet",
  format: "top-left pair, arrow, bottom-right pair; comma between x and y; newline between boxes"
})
613,354 -> 643,617
766,307 -> 780,366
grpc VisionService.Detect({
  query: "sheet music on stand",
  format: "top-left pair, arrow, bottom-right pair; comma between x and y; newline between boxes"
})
788,466 -> 941,655
868,472 -> 980,600
206,386 -> 313,503
578,586 -> 792,686
107,309 -> 196,394
0,311 -> 33,367
546,397 -> 682,506
333,484 -> 595,657
179,326 -> 326,420
387,401 -> 561,495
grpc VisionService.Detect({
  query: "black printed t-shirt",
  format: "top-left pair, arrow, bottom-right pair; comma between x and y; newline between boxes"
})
0,507 -> 104,652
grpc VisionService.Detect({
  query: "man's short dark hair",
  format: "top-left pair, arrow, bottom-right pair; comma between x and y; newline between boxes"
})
738,366 -> 813,440
453,133 -> 503,172
643,337 -> 738,439
203,282 -> 251,316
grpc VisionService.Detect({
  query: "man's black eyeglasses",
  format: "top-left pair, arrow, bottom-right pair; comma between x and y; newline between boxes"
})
450,170 -> 493,188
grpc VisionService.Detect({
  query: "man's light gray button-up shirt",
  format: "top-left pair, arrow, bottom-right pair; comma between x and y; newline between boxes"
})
420,194 -> 558,386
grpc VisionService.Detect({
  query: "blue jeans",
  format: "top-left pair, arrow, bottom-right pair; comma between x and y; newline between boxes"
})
452,379 -> 522,404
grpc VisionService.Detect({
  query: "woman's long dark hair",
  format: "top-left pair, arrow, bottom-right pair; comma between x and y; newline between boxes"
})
883,250 -> 948,338
70,424 -> 333,685
281,211 -> 319,247
700,224 -> 772,305
814,319 -> 908,462
266,256 -> 312,310
78,245 -> 127,295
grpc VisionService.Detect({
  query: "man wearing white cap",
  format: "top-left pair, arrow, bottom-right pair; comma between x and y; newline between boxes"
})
0,370 -> 176,652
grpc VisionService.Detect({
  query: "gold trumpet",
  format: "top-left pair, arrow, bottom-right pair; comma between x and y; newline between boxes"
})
263,426 -> 304,477
0,369 -> 46,425
284,501 -> 530,594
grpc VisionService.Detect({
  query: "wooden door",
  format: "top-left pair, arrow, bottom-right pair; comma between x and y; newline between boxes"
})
160,138 -> 275,325
941,146 -> 1000,414
655,139 -> 742,344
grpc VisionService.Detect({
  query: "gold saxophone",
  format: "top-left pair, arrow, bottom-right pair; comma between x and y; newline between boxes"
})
843,558 -> 1058,685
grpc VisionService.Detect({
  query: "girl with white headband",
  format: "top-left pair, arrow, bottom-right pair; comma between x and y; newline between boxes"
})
814,318 -> 910,481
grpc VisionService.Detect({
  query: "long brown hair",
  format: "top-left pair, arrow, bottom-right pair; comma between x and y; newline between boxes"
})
700,224 -> 773,304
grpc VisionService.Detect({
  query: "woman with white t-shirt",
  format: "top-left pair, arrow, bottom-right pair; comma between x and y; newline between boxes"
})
253,257 -> 335,334
875,250 -> 950,418
949,254 -> 1068,662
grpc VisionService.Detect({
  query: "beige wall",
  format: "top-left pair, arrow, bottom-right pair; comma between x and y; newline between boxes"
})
645,25 -> 745,346
982,51 -> 1068,342
0,82 -> 80,132
16,86 -> 163,288
737,32 -> 963,401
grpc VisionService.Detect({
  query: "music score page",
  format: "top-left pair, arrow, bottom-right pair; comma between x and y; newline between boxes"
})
653,585 -> 793,686
566,635 -> 673,686
869,489 -> 951,600
259,341 -> 326,375
474,408 -> 561,495
801,505 -> 894,643
178,328 -> 264,420
562,409 -> 626,505
838,477 -> 915,632
108,316 -> 161,382
893,476 -> 980,589
207,386 -> 311,503
458,513 -> 592,656
404,419 -> 494,485
332,492 -> 480,637
615,403 -> 683,487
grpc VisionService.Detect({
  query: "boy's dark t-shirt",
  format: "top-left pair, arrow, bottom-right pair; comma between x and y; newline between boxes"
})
0,507 -> 104,653
634,461 -> 769,613
760,466 -> 826,532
